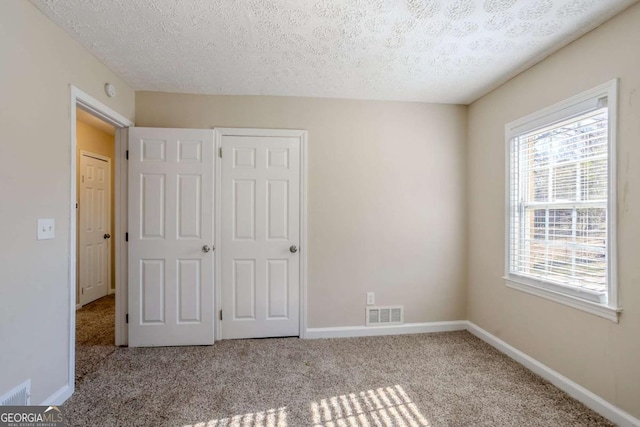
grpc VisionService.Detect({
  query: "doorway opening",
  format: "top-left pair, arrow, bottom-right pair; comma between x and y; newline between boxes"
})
75,108 -> 116,378
67,86 -> 133,401
76,109 -> 115,306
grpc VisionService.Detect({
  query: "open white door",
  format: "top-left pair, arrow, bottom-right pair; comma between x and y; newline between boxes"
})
128,128 -> 214,347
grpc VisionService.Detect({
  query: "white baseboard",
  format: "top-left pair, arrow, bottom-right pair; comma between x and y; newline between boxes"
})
40,383 -> 72,406
305,320 -> 467,339
466,321 -> 640,427
75,304 -> 81,310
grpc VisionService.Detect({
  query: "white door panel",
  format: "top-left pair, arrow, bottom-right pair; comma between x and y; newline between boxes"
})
221,134 -> 301,339
79,153 -> 110,306
128,128 -> 214,347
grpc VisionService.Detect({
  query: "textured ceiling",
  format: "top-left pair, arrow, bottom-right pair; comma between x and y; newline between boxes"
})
32,0 -> 637,104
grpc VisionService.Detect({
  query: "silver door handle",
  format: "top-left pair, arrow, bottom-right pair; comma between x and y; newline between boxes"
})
202,245 -> 213,253
289,245 -> 298,253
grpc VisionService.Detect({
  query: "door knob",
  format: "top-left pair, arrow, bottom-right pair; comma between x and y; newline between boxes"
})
289,245 -> 298,253
103,233 -> 111,239
202,245 -> 213,253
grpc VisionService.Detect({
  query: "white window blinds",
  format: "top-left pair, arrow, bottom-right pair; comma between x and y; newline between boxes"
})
508,106 -> 609,303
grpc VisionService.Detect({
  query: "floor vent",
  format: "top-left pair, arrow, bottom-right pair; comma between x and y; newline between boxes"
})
1,380 -> 31,406
366,306 -> 404,326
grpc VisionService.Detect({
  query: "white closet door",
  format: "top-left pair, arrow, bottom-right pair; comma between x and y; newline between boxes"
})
220,131 -> 301,339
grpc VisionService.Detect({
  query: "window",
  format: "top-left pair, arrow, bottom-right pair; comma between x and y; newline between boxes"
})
505,80 -> 620,321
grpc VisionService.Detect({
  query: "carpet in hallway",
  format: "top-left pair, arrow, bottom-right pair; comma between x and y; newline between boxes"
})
75,294 -> 116,381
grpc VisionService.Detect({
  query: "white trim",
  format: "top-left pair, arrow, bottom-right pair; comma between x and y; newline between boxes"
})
215,128 -> 306,138
40,384 -> 72,406
214,127 -> 308,340
73,88 -> 133,129
606,80 -> 619,309
69,92 -> 78,404
75,304 -> 81,311
114,128 -> 129,346
69,86 -> 133,403
305,321 -> 467,339
505,80 -> 617,137
299,130 -> 308,338
505,277 -> 621,322
214,130 -> 222,341
79,151 -> 111,162
466,322 -> 640,427
506,273 -> 606,303
504,79 -> 620,321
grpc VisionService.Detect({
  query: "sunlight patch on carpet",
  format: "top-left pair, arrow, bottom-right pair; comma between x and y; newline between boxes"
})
311,385 -> 431,427
183,407 -> 287,427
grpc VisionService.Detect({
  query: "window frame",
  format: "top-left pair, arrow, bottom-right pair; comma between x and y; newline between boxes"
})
504,79 -> 621,322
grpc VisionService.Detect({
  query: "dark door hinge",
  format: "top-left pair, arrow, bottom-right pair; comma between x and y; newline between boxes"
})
219,310 -> 223,321
126,314 -> 129,324
219,147 -> 222,158
125,232 -> 128,242
126,150 -> 129,160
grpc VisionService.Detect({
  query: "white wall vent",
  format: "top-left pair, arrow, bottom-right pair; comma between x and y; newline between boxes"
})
0,380 -> 31,406
366,306 -> 403,326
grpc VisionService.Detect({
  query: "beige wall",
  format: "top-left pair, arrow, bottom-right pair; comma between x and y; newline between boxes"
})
76,119 -> 116,297
136,93 -> 468,328
0,2 -> 134,403
6,0 -> 636,417
467,3 -> 640,418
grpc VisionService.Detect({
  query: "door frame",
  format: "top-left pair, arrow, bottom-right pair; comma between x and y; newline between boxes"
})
214,128 -> 308,340
69,86 -> 133,399
78,150 -> 112,305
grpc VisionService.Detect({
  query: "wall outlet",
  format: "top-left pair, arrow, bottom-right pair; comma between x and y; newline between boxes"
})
366,292 -> 375,306
37,218 -> 55,240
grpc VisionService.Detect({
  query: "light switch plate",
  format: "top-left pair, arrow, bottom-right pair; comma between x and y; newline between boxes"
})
37,218 -> 55,240
366,292 -> 375,306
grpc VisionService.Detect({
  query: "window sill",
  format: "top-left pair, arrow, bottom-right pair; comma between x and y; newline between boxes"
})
504,276 -> 621,323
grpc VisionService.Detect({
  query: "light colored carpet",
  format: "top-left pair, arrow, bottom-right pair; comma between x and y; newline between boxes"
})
74,294 -> 117,381
71,297 -> 613,427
